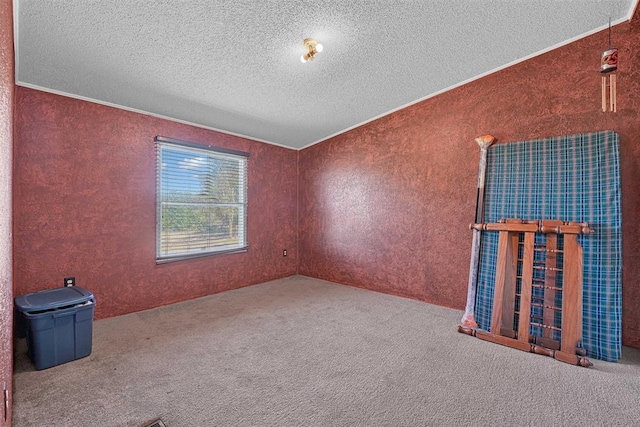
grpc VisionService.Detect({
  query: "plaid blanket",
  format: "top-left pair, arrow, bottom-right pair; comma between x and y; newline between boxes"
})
474,130 -> 621,361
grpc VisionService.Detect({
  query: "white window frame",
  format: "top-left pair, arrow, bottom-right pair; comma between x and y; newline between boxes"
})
155,136 -> 248,263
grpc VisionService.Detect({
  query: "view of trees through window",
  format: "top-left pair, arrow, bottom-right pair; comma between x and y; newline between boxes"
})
156,141 -> 247,260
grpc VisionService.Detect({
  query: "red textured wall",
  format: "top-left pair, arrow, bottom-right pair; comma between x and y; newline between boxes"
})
0,0 -> 13,423
299,17 -> 640,347
14,88 -> 298,319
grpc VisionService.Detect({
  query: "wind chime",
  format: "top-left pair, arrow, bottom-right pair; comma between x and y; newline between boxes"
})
601,20 -> 618,112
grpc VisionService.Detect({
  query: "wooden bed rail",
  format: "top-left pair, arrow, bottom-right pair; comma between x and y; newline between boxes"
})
469,219 -> 593,235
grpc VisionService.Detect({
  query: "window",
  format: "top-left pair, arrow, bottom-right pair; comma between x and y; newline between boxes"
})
155,136 -> 248,263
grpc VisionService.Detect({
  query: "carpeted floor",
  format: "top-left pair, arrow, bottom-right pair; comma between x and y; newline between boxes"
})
12,275 -> 640,426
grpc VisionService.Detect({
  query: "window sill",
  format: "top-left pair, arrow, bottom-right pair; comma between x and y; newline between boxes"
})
156,247 -> 248,265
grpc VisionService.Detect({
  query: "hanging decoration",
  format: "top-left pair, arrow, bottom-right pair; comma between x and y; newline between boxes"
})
600,19 -> 618,112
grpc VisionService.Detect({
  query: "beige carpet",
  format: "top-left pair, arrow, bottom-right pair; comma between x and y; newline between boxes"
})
12,275 -> 640,426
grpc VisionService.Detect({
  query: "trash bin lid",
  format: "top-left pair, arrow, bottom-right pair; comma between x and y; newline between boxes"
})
15,286 -> 94,312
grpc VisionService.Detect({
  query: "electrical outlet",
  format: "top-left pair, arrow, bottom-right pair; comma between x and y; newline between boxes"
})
283,249 -> 287,257
64,276 -> 75,287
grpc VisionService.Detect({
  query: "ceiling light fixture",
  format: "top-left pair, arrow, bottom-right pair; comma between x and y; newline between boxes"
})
300,37 -> 323,63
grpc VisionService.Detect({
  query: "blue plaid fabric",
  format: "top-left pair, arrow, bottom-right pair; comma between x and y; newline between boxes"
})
475,130 -> 621,361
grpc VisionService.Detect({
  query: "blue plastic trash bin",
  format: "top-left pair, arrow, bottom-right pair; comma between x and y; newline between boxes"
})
15,286 -> 95,370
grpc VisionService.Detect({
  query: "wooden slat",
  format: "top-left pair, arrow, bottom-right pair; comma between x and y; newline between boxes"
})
491,231 -> 514,333
500,328 -> 517,339
561,234 -> 583,354
471,223 -> 539,233
501,232 -> 519,331
531,284 -> 562,291
472,220 -> 592,235
530,322 -> 562,332
531,335 -> 560,350
531,302 -> 562,311
475,330 -> 532,352
518,231 -> 534,343
531,344 -> 555,358
543,232 -> 558,339
554,350 -> 580,366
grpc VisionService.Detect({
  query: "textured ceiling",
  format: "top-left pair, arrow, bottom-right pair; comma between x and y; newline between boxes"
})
15,1 -> 636,149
